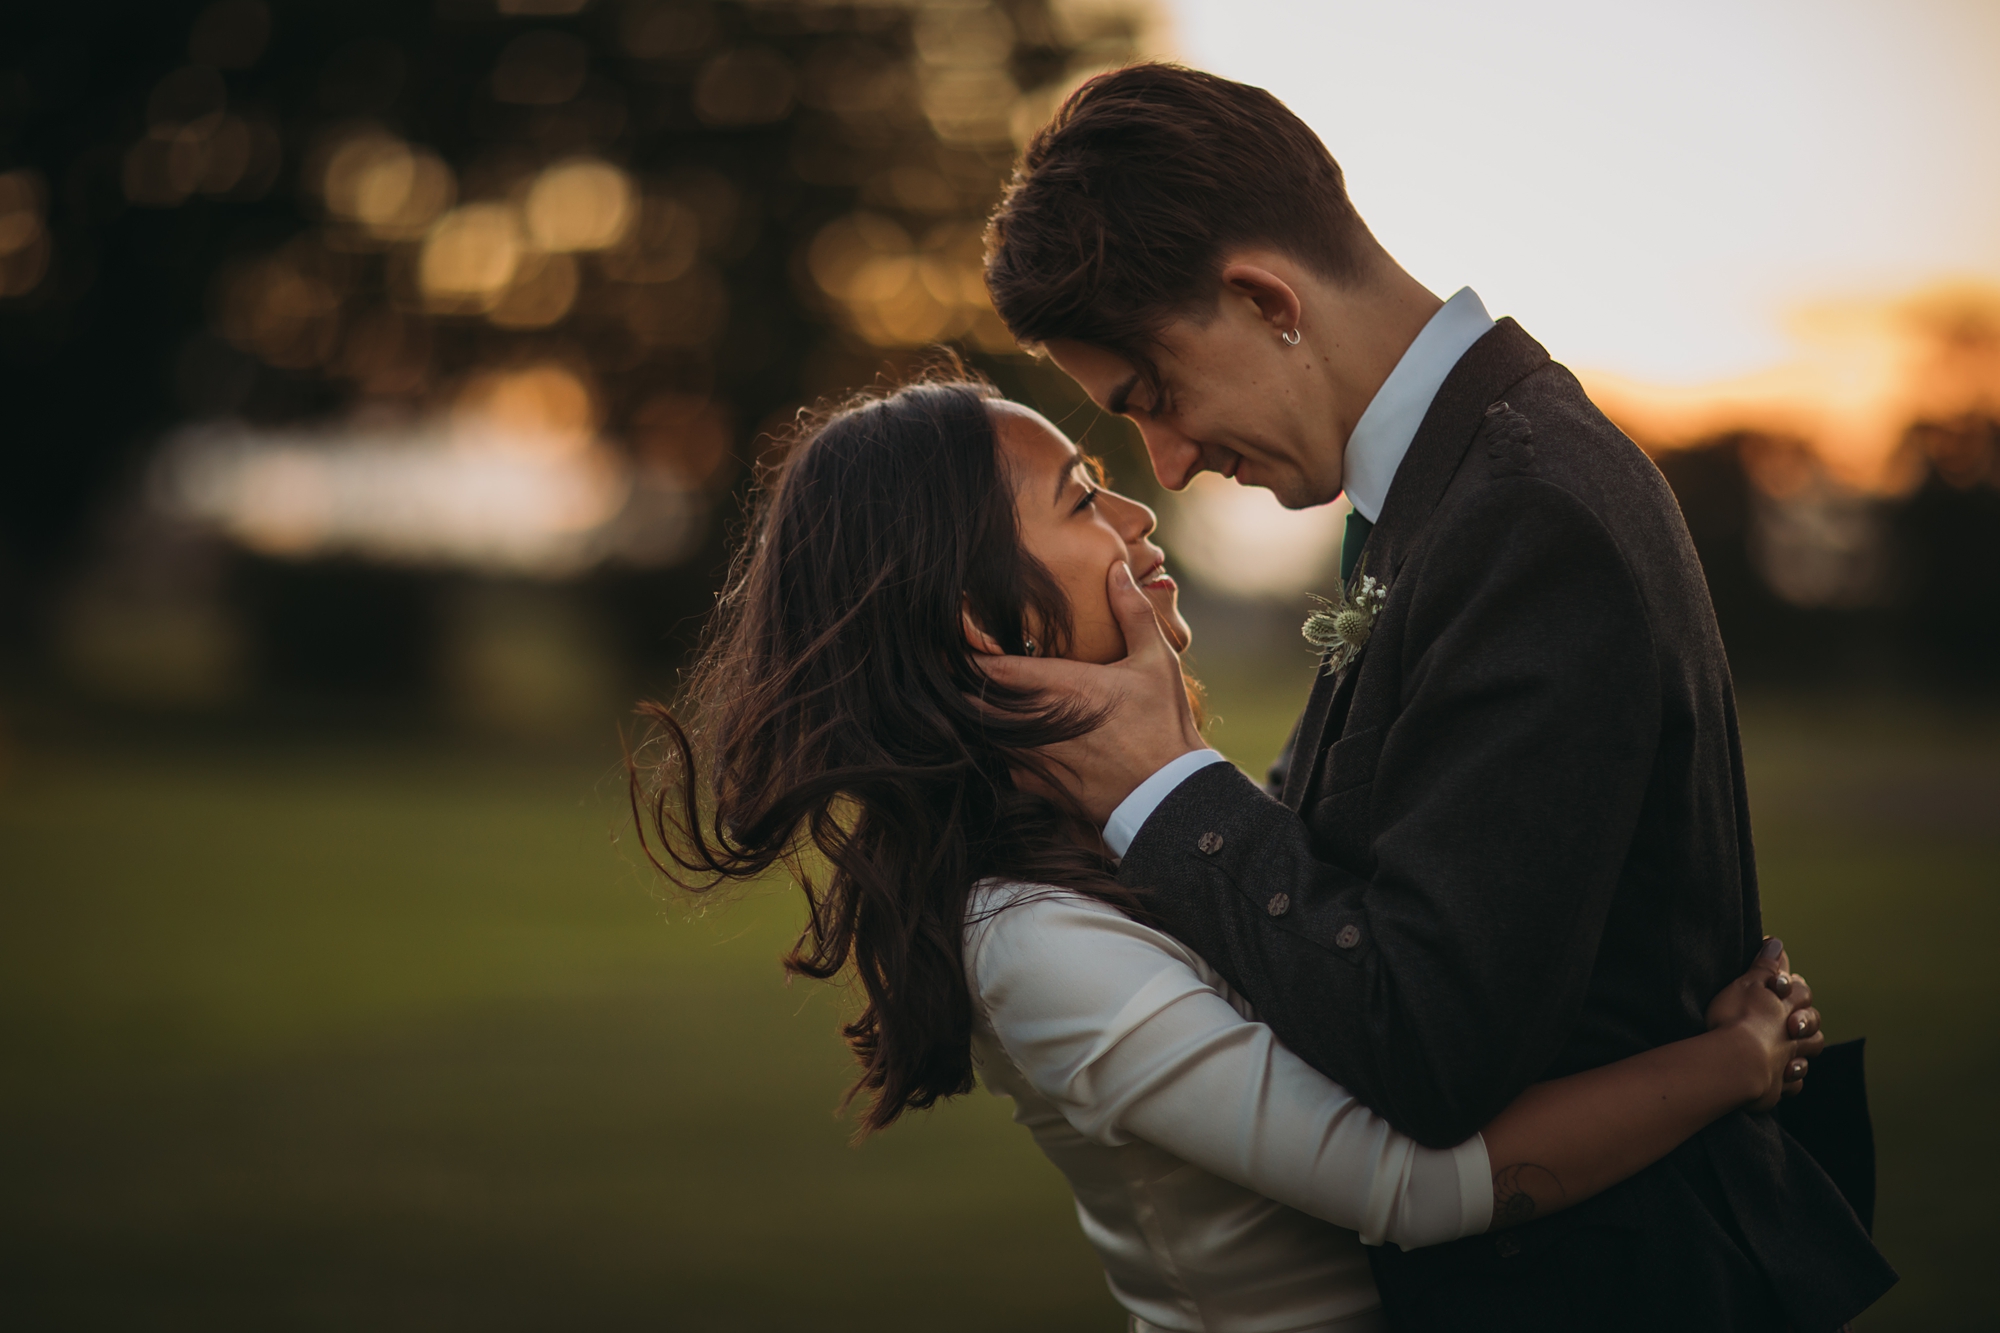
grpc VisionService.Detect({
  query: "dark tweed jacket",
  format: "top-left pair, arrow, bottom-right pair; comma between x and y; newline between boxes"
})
1119,320 -> 1895,1332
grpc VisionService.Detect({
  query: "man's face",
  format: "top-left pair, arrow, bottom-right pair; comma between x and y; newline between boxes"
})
1047,300 -> 1349,510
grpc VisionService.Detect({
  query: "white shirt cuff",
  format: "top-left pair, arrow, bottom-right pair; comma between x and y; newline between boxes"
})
1102,749 -> 1230,859
1456,1131 -> 1495,1236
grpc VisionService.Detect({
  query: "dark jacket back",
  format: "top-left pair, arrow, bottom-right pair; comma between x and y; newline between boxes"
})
1118,320 -> 1894,1331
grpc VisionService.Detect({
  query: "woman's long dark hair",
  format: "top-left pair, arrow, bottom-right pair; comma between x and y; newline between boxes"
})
630,375 -> 1141,1136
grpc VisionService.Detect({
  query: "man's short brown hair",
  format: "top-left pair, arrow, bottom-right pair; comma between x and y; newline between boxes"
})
984,63 -> 1371,372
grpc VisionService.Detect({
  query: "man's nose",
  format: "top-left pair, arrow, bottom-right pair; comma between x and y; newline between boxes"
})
1138,422 -> 1202,492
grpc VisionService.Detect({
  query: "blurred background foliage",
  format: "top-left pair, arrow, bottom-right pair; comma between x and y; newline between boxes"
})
0,1 -> 1995,1329
0,0 -> 1161,729
1,0 -> 1996,718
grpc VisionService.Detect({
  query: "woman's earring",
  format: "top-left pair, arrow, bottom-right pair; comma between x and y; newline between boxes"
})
1022,635 -> 1040,657
1281,328 -> 1302,346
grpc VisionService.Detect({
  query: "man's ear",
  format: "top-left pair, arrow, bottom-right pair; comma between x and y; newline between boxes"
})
960,598 -> 1006,656
1218,261 -> 1303,335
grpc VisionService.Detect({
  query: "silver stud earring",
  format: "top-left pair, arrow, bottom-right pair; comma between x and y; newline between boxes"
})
1281,328 -> 1302,346
1022,635 -> 1040,657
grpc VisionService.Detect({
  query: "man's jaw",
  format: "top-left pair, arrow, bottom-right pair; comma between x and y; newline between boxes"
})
1204,446 -> 1339,509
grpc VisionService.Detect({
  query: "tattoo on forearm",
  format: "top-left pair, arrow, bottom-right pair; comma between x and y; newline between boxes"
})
1491,1163 -> 1565,1229
1494,1166 -> 1537,1225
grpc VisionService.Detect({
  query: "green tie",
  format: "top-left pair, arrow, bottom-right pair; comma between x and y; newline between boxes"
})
1341,510 -> 1374,583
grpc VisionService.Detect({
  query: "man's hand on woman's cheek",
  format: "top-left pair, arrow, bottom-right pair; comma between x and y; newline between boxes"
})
973,561 -> 1204,825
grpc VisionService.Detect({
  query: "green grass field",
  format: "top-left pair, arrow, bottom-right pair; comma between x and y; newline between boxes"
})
2,672 -> 1994,1329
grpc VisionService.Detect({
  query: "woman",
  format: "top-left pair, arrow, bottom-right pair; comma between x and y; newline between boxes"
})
633,376 -> 1821,1333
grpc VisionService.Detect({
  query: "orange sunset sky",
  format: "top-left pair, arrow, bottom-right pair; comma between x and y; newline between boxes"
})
1166,0 -> 2000,491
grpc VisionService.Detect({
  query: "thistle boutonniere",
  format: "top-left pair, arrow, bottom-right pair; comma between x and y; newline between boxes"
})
1302,560 -> 1389,675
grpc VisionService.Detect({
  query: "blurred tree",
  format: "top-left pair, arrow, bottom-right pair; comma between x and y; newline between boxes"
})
5,1 -> 1991,701
1893,417 -> 2000,683
0,0 -> 1158,694
1655,422 -> 2000,689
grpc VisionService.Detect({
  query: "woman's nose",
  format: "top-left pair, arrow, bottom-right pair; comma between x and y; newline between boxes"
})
1103,489 -> 1157,541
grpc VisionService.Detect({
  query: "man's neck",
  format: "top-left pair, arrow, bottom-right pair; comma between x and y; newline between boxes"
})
1337,285 -> 1497,523
1299,257 -> 1443,491
1337,262 -> 1445,430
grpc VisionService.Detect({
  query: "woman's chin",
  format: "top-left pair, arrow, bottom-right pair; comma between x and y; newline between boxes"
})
1143,590 -> 1193,652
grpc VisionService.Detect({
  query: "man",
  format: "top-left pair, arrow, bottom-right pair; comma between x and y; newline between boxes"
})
980,64 -> 1893,1330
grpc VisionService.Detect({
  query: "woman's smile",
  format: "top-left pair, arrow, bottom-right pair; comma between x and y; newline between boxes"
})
989,401 -> 1194,662
1133,553 -> 1171,588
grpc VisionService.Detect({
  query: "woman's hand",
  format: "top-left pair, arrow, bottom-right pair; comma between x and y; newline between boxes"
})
1705,936 -> 1825,1112
1478,936 -> 1828,1230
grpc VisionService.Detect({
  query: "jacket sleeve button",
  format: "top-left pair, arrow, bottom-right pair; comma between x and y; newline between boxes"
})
1197,830 -> 1224,855
1266,892 -> 1290,917
1335,923 -> 1362,949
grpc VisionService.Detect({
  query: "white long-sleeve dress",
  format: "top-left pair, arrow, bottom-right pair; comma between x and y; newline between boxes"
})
964,881 -> 1493,1333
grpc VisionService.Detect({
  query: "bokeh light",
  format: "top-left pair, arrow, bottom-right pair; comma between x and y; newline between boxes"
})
0,170 -> 51,298
121,60 -> 281,208
214,235 -> 351,370
454,361 -> 600,459
82,0 -> 1165,607
321,130 -> 457,243
523,157 -> 634,252
419,202 -> 527,312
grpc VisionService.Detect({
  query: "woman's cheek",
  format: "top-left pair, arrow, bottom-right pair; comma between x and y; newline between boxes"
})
1071,586 -> 1123,662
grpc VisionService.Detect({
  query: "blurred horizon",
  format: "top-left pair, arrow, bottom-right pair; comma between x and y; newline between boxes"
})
1,0 -> 1994,720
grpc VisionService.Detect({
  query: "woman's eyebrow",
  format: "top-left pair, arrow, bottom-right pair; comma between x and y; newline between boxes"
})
1052,455 -> 1086,505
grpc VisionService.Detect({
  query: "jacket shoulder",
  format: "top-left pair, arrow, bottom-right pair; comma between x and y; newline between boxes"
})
1457,363 -> 1724,659
1470,366 -> 1690,545
1494,364 -> 1656,481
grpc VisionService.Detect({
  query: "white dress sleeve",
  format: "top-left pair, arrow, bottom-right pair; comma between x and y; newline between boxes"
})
965,886 -> 1492,1249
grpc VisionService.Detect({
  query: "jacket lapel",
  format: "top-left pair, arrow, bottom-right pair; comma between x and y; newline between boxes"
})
1280,652 -> 1356,808
1366,318 -> 1550,581
1280,319 -> 1552,813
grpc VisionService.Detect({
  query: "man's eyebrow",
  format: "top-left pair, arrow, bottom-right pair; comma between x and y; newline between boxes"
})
1107,375 -> 1138,417
1053,454 -> 1086,505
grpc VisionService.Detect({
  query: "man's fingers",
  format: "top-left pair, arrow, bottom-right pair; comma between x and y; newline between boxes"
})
1105,560 -> 1175,663
974,651 -> 1090,692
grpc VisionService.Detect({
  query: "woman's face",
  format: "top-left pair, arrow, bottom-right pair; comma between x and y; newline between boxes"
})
989,401 -> 1192,665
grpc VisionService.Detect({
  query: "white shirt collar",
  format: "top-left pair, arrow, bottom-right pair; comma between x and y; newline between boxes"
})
1340,286 -> 1495,523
